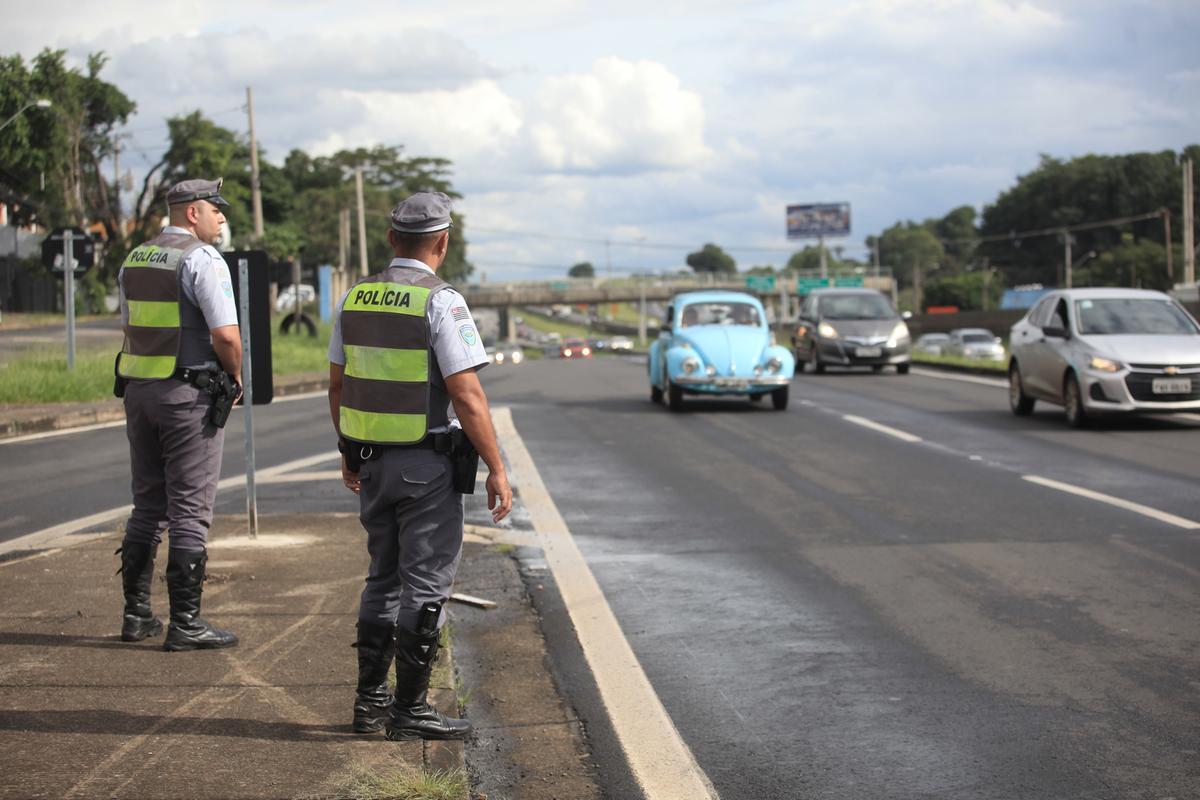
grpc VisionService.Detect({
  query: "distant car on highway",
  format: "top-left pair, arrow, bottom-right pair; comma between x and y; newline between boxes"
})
559,337 -> 592,359
486,346 -> 524,365
792,288 -> 911,374
913,332 -> 951,356
945,328 -> 1006,361
649,290 -> 794,410
1008,287 -> 1200,427
608,336 -> 634,351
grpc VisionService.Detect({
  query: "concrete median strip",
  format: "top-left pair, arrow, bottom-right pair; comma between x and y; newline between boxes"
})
492,406 -> 720,800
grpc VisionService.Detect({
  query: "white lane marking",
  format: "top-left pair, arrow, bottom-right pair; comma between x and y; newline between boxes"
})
843,414 -> 923,443
1176,413 -> 1200,422
1023,475 -> 1200,530
0,450 -> 339,559
910,367 -> 1008,388
0,389 -> 328,446
493,406 -> 719,800
257,470 -> 342,483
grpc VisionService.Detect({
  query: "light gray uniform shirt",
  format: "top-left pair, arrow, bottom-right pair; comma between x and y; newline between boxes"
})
119,226 -> 239,370
328,257 -> 488,432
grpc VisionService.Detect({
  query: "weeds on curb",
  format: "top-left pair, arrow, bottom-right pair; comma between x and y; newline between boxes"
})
328,765 -> 468,800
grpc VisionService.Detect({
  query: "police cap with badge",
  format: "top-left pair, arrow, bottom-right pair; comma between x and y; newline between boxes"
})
390,192 -> 453,234
166,178 -> 229,207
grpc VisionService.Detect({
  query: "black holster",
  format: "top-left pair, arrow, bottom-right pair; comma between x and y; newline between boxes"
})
206,372 -> 236,429
450,429 -> 479,495
113,352 -> 128,398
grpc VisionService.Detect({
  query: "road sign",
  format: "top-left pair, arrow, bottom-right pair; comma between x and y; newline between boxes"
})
41,227 -> 94,273
786,203 -> 851,239
796,277 -> 830,294
745,275 -> 776,292
225,250 -> 275,405
834,276 -> 864,287
550,280 -> 570,291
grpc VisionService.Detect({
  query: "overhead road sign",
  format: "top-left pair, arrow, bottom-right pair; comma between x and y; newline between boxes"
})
797,277 -> 830,294
745,275 -> 776,292
834,276 -> 863,287
786,203 -> 851,239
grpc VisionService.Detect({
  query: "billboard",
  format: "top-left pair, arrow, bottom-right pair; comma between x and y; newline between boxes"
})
786,203 -> 851,239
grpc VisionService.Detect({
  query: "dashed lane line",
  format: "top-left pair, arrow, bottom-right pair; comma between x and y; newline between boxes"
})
1022,474 -> 1200,530
0,450 -> 339,559
910,366 -> 1008,388
493,406 -> 719,800
843,414 -> 923,443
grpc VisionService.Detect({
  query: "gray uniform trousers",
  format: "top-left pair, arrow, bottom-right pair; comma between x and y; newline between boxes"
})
357,447 -> 464,633
123,379 -> 223,552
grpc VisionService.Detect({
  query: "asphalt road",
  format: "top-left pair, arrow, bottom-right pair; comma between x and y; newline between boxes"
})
482,357 -> 1200,800
3,357 -> 1198,798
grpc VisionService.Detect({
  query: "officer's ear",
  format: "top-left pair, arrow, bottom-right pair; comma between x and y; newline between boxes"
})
434,230 -> 450,260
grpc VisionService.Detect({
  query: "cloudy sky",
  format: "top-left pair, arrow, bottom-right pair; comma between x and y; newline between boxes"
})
3,0 -> 1198,279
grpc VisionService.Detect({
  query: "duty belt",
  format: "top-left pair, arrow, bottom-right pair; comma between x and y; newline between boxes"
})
172,366 -> 219,389
345,432 -> 454,463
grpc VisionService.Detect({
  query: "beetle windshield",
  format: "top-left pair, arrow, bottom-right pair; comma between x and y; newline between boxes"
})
818,294 -> 895,320
1075,299 -> 1199,335
680,302 -> 762,327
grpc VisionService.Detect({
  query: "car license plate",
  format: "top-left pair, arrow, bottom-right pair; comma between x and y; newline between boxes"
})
855,347 -> 882,357
1152,377 -> 1192,394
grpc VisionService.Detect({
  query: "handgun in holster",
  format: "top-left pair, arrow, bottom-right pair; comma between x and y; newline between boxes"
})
450,428 -> 479,495
206,372 -> 237,429
112,352 -> 128,398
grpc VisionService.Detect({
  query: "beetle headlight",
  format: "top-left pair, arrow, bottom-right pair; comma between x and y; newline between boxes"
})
682,357 -> 700,374
754,365 -> 763,377
817,321 -> 838,338
766,357 -> 783,374
705,365 -> 717,377
1089,356 -> 1122,373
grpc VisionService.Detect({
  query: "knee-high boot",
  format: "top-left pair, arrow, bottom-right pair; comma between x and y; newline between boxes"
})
116,542 -> 163,642
384,626 -> 472,741
163,548 -> 239,652
353,621 -> 396,733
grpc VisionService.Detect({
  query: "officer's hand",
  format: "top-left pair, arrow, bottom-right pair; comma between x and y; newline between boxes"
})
486,470 -> 512,523
341,455 -> 360,495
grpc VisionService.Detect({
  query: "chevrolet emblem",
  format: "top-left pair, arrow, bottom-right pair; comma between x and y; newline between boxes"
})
1164,366 -> 1180,375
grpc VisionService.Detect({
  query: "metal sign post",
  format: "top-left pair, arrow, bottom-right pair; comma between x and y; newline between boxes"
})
238,257 -> 258,539
64,235 -> 75,370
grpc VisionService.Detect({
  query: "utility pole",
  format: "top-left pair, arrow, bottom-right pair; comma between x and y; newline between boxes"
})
246,87 -> 264,240
1184,158 -> 1195,285
818,234 -> 828,279
355,167 -> 368,277
338,208 -> 349,272
1163,208 -> 1173,281
112,137 -> 122,235
1063,229 -> 1073,289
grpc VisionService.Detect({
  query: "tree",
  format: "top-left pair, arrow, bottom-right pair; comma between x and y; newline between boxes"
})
931,205 -> 978,273
686,243 -> 736,274
923,271 -> 1004,311
568,261 -> 594,278
1075,233 -> 1171,290
877,222 -> 944,287
785,244 -> 845,273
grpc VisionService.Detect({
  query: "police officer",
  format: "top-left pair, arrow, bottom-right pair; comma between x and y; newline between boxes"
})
115,178 -> 242,652
327,191 -> 513,741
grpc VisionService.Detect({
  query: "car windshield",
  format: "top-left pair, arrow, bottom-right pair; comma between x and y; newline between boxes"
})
1074,299 -> 1199,335
818,294 -> 895,320
961,333 -> 994,343
679,302 -> 761,327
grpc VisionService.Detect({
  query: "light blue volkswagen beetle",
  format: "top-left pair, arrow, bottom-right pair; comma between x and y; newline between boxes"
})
649,290 -> 795,411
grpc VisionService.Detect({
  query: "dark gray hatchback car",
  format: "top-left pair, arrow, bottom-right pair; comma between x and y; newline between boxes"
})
792,288 -> 912,373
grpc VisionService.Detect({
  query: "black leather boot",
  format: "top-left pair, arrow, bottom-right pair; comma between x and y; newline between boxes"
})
353,620 -> 395,733
116,542 -> 163,642
162,549 -> 239,652
384,626 -> 472,741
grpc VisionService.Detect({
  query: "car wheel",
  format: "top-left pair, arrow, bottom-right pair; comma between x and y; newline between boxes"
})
667,381 -> 684,412
650,384 -> 663,404
748,392 -> 764,402
1008,364 -> 1035,416
896,363 -> 910,375
872,365 -> 884,373
813,354 -> 825,374
1063,373 -> 1089,428
771,386 -> 789,410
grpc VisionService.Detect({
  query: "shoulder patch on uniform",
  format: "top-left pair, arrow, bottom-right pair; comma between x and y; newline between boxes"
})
451,306 -> 470,322
221,279 -> 233,298
458,324 -> 477,347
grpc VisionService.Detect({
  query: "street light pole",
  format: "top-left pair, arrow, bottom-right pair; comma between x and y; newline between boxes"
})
0,98 -> 52,133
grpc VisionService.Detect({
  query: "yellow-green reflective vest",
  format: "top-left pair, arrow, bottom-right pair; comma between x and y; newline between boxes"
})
117,232 -> 205,380
338,266 -> 451,445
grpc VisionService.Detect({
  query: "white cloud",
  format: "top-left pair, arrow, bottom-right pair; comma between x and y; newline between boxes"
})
528,57 -> 711,173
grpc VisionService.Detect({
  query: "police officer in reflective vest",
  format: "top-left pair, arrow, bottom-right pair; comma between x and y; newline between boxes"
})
115,178 -> 242,652
327,191 -> 513,740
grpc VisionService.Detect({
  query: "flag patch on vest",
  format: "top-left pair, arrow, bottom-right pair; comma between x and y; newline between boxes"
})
451,306 -> 470,322
458,324 -> 477,346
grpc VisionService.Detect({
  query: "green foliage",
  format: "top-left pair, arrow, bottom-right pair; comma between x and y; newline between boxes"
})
1074,233 -> 1172,290
922,270 -> 1005,311
0,344 -> 113,403
686,242 -> 736,273
329,766 -> 468,800
979,148 -> 1199,286
785,245 -> 845,273
271,321 -> 334,375
911,350 -> 1006,373
568,261 -> 595,278
878,222 -> 944,287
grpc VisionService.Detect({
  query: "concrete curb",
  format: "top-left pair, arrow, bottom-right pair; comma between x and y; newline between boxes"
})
0,372 -> 329,440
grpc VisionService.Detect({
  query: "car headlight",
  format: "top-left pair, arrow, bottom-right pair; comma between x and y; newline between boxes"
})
563,348 -> 573,357
494,352 -> 505,364
705,365 -> 717,377
766,357 -> 782,374
511,350 -> 524,364
682,357 -> 700,374
582,347 -> 592,356
886,322 -> 910,347
817,321 -> 838,338
1089,356 -> 1122,373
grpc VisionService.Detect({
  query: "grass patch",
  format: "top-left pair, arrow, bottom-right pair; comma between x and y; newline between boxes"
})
0,312 -> 109,330
912,352 -> 1007,372
0,345 -> 114,404
329,765 -> 468,800
490,543 -> 517,555
516,308 -> 593,339
271,321 -> 333,375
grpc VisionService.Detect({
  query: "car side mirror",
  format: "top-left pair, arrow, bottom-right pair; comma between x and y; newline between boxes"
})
1043,325 -> 1069,339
